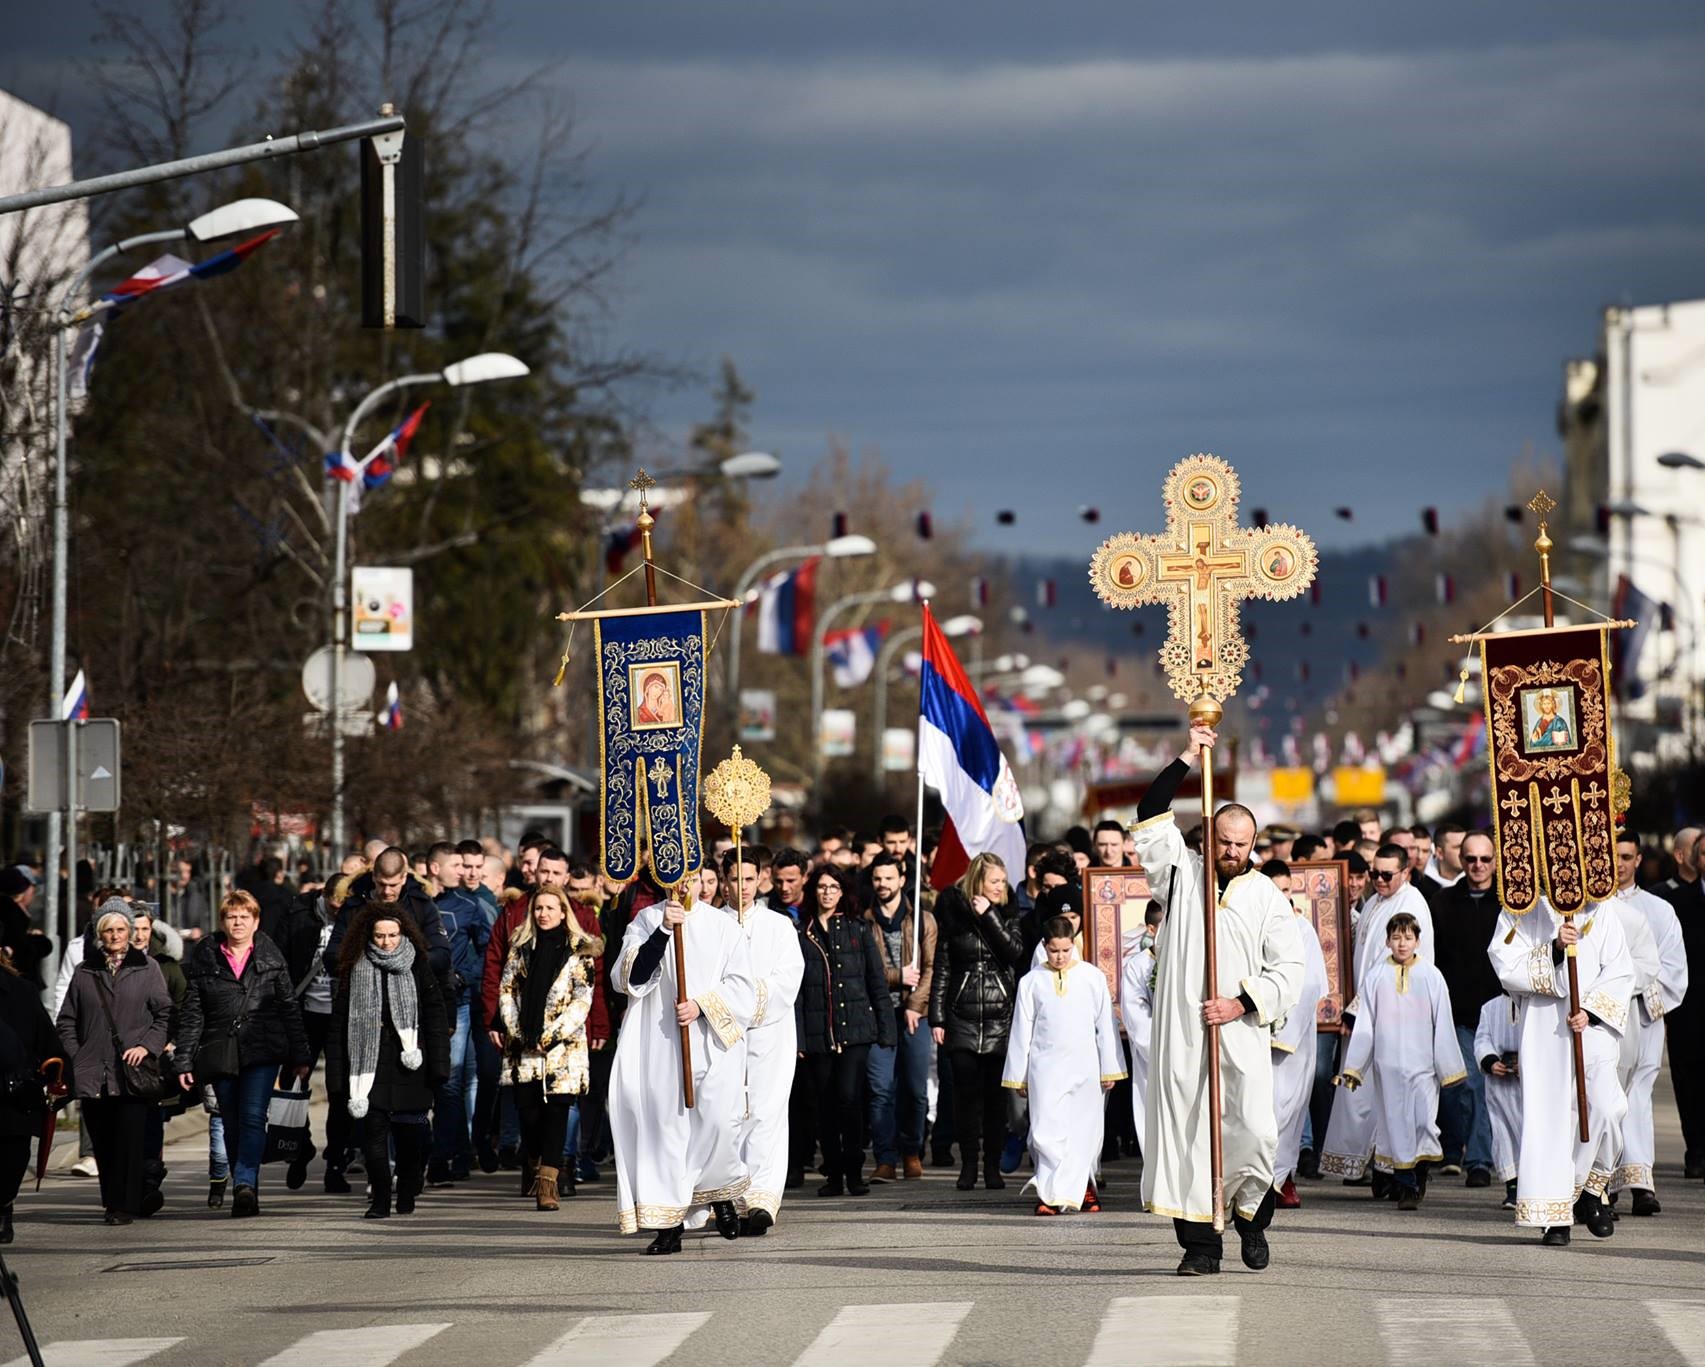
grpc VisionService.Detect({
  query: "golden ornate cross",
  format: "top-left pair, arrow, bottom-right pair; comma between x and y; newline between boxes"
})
1090,454 -> 1318,704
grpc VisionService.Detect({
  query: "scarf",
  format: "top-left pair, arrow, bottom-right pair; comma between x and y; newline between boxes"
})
519,924 -> 570,1049
346,937 -> 420,1118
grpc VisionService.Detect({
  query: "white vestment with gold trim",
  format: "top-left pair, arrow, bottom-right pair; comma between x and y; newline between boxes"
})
1272,911 -> 1327,1185
1609,887 -> 1684,1194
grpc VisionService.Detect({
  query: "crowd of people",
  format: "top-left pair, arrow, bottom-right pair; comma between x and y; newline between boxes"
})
0,774 -> 1695,1270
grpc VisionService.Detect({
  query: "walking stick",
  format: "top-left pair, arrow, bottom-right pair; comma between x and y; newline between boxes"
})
1192,693 -> 1227,1233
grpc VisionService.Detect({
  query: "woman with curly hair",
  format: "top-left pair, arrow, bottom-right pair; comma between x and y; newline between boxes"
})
326,902 -> 448,1219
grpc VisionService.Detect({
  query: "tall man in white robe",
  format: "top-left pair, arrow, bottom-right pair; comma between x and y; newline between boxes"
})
1474,994 -> 1524,1204
1003,921 -> 1126,1213
1489,895 -> 1633,1246
1607,831 -> 1687,1215
721,850 -> 804,1234
610,892 -> 756,1254
1266,869 -> 1328,1203
1319,846 -> 1434,1183
1130,725 -> 1304,1276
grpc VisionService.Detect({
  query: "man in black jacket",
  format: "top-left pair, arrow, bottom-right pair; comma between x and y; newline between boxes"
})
1659,829 -> 1705,1176
323,848 -> 453,992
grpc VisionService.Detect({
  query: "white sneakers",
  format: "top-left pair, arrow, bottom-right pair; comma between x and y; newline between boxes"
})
70,1156 -> 100,1177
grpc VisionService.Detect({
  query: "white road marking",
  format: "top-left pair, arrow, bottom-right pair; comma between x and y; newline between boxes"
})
791,1301 -> 973,1367
1084,1295 -> 1240,1366
1650,1301 -> 1705,1367
1377,1298 -> 1535,1366
522,1312 -> 712,1367
2,1341 -> 182,1367
255,1322 -> 451,1366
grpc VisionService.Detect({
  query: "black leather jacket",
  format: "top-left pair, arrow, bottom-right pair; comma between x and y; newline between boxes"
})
797,912 -> 895,1054
927,888 -> 1025,1054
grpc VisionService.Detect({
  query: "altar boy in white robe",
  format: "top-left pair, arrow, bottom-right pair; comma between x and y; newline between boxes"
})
1130,725 -> 1304,1277
610,891 -> 756,1255
1473,994 -> 1523,1209
1489,895 -> 1633,1247
1004,916 -> 1127,1214
1335,911 -> 1466,1210
1262,863 -> 1328,1209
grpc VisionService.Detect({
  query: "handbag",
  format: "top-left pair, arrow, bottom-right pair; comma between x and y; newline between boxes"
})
261,1077 -> 314,1165
193,966 -> 260,1082
93,972 -> 168,1101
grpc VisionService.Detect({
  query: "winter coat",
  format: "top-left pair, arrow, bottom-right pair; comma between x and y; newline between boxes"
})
498,941 -> 594,1096
324,952 -> 450,1113
55,948 -> 172,1100
0,969 -> 61,1137
436,886 -> 492,1004
173,933 -> 310,1078
322,873 -> 454,990
277,892 -> 334,995
0,895 -> 52,991
927,888 -> 1025,1055
797,912 -> 896,1055
865,899 -> 938,1016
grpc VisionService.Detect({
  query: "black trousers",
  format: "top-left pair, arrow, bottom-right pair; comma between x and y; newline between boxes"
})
947,1048 -> 1007,1170
362,1108 -> 426,1206
802,1045 -> 872,1179
0,1135 -> 31,1207
472,1023 -> 502,1156
1174,1186 -> 1277,1258
514,1085 -> 572,1169
577,1044 -> 613,1163
789,1065 -> 816,1175
1672,1050 -> 1705,1163
83,1097 -> 147,1215
302,1009 -> 353,1171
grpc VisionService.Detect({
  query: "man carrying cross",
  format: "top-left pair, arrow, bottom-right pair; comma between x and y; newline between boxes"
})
1131,725 -> 1304,1275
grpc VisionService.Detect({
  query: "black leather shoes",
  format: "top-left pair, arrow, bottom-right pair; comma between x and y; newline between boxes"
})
1631,1188 -> 1661,1216
817,1177 -> 845,1198
845,1174 -> 870,1197
741,1209 -> 773,1237
1541,1225 -> 1570,1247
1177,1252 -> 1220,1276
645,1224 -> 684,1255
712,1201 -> 741,1239
1465,1167 -> 1492,1189
1239,1227 -> 1270,1270
956,1166 -> 977,1192
1574,1193 -> 1614,1238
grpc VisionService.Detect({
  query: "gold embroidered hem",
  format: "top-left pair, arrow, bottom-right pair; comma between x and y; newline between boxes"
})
696,990 -> 744,1047
1001,1079 -> 1026,1090
1373,1149 -> 1443,1172
1131,811 -> 1175,833
751,978 -> 770,1028
1526,944 -> 1556,996
1387,957 -> 1412,994
1317,1151 -> 1367,1179
1100,1072 -> 1129,1084
617,1201 -> 688,1233
1237,976 -> 1273,1025
1642,982 -> 1665,1020
1581,989 -> 1627,1031
1613,1162 -> 1653,1191
1581,1167 -> 1612,1199
1271,1040 -> 1296,1055
1439,1071 -> 1468,1087
691,1176 -> 751,1204
737,1187 -> 782,1217
1514,1197 -> 1573,1227
1144,1200 -> 1220,1222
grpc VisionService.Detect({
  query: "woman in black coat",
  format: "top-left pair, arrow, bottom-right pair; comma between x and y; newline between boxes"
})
326,902 -> 449,1219
797,867 -> 894,1197
928,852 -> 1026,1190
172,891 -> 310,1219
0,956 -> 61,1241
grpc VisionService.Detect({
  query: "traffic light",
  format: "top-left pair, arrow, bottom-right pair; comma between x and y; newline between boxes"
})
361,111 -> 425,328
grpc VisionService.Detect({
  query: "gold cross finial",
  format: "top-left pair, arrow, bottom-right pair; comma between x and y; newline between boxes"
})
1527,489 -> 1556,519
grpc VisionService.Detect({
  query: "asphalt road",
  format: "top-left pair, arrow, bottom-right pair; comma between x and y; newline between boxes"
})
2,1083 -> 1700,1367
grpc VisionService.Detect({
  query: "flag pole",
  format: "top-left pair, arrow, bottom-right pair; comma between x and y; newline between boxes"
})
910,602 -> 931,975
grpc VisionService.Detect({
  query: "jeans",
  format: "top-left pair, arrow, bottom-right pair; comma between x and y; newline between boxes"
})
1438,1024 -> 1493,1170
867,1009 -> 932,1164
432,999 -> 478,1166
471,1023 -> 502,1157
208,1111 -> 228,1180
211,1064 -> 274,1191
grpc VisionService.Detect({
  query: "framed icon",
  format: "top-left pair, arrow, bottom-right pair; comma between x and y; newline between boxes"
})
1290,859 -> 1353,1032
629,661 -> 683,732
1081,865 -> 1152,1006
1518,684 -> 1579,755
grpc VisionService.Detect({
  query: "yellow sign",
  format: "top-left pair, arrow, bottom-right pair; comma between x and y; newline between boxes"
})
1269,767 -> 1315,803
1332,767 -> 1386,807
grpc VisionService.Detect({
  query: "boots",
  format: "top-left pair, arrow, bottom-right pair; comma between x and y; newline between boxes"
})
535,1165 -> 561,1211
522,1156 -> 538,1199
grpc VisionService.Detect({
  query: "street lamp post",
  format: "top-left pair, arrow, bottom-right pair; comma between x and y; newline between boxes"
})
870,614 -> 979,787
327,352 -> 529,860
811,579 -> 934,783
46,197 -> 298,969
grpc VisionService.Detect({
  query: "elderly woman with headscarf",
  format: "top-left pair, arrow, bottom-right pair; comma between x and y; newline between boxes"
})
55,899 -> 171,1225
326,901 -> 449,1219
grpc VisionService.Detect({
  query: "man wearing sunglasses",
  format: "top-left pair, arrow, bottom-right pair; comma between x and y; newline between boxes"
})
1434,832 -> 1503,1187
1319,843 -> 1434,1189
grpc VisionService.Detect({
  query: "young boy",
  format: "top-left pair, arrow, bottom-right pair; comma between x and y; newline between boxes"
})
1336,912 -> 1466,1211
1003,916 -> 1126,1215
1474,993 -> 1523,1210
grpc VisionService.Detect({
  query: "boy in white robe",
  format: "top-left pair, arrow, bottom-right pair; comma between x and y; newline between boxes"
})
1130,728 -> 1305,1276
1264,864 -> 1328,1208
610,893 -> 756,1255
1336,911 -> 1466,1210
1003,916 -> 1126,1214
1606,831 -> 1688,1216
1116,904 -> 1163,1157
1489,895 -> 1633,1247
1319,843 -> 1434,1187
1473,994 -> 1523,1209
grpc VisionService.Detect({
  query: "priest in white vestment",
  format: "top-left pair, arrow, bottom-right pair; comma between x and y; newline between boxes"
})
1473,994 -> 1523,1199
1003,921 -> 1126,1213
1129,726 -> 1304,1275
1606,831 -> 1687,1213
1271,888 -> 1328,1199
610,893 -> 756,1254
1319,846 -> 1434,1182
1489,895 -> 1632,1245
1118,938 -> 1157,1158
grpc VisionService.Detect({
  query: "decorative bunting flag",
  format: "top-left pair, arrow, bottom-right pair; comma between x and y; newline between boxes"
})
60,669 -> 89,721
379,680 -> 403,730
754,557 -> 820,656
824,621 -> 888,687
1368,575 -> 1388,607
1435,573 -> 1455,605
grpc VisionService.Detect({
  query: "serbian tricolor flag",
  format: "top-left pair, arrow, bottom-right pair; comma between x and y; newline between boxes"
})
362,402 -> 429,490
825,621 -> 888,687
379,680 -> 403,731
95,229 -> 281,315
919,604 -> 1026,889
755,556 -> 820,656
60,669 -> 90,721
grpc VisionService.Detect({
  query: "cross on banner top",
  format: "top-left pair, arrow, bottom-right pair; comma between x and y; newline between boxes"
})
1089,454 -> 1317,704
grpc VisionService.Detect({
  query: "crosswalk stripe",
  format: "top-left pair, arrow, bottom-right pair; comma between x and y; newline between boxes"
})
1650,1301 -> 1705,1367
521,1312 -> 712,1367
1377,1298 -> 1535,1367
1084,1296 -> 1239,1366
1,1340 -> 182,1367
255,1323 -> 451,1366
791,1301 -> 973,1367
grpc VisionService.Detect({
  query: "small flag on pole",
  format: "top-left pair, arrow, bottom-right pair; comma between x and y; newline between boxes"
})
1368,575 -> 1388,607
379,680 -> 403,730
60,669 -> 89,721
1435,573 -> 1455,605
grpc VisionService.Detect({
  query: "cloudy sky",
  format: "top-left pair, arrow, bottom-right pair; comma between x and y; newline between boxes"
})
9,2 -> 1705,553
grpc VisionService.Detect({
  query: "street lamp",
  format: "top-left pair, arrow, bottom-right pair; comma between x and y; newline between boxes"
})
327,351 -> 531,860
811,579 -> 935,781
46,196 -> 298,971
870,614 -> 981,786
